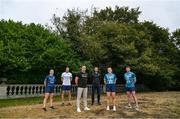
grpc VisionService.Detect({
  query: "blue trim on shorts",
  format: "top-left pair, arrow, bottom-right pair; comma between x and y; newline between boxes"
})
106,84 -> 116,92
45,86 -> 54,93
61,85 -> 71,91
126,87 -> 135,92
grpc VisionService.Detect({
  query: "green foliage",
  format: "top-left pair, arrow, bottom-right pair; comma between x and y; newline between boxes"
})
93,6 -> 141,23
0,19 -> 91,84
0,6 -> 179,91
51,7 -> 179,91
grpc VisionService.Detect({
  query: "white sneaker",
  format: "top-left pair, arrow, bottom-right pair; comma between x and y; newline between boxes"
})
135,105 -> 139,111
106,106 -> 110,111
84,107 -> 90,111
77,108 -> 81,112
113,106 -> 116,111
125,104 -> 132,109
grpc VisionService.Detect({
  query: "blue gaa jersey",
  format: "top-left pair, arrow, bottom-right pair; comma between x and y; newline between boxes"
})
124,71 -> 136,88
44,75 -> 55,87
104,73 -> 117,84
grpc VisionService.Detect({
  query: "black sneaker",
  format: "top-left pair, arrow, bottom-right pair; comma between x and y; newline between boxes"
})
50,106 -> 55,109
67,103 -> 72,106
43,108 -> 47,112
98,102 -> 102,105
61,103 -> 65,106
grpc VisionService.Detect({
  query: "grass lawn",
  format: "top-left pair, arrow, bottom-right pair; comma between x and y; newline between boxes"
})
0,96 -> 58,108
0,92 -> 179,118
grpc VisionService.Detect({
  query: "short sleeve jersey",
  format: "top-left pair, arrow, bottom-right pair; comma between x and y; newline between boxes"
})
61,72 -> 72,86
44,75 -> 56,87
124,71 -> 136,88
104,73 -> 117,84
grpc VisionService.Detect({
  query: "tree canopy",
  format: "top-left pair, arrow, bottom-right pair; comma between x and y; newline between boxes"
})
0,6 -> 179,90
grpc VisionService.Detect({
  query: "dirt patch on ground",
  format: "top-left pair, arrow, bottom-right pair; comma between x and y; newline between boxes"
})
0,92 -> 179,118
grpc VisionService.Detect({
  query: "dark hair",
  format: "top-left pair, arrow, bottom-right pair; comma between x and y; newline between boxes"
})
126,66 -> 131,68
107,67 -> 112,69
66,66 -> 69,69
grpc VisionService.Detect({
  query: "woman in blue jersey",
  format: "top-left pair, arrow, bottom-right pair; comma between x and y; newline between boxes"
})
124,66 -> 139,111
104,67 -> 117,111
43,69 -> 56,111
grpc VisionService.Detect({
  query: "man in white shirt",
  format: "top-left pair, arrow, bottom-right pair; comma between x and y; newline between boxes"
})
61,67 -> 72,106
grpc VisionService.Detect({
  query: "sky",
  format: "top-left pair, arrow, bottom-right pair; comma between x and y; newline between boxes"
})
0,0 -> 180,32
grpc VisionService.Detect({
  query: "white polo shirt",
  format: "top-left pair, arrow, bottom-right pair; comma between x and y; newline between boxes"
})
61,72 -> 72,86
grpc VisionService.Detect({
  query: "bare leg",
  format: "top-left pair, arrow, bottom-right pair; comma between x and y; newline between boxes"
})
132,91 -> 138,107
126,91 -> 132,107
112,92 -> 116,106
107,92 -> 111,106
43,93 -> 49,108
106,92 -> 111,110
126,91 -> 131,104
68,91 -> 71,103
61,91 -> 65,104
50,93 -> 54,107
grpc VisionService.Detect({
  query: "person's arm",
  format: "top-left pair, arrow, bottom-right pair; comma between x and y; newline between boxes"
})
99,73 -> 101,80
134,77 -> 136,83
61,73 -> 64,82
70,77 -> 72,82
99,73 -> 102,85
104,75 -> 107,85
75,76 -> 79,86
70,73 -> 73,82
133,73 -> 137,83
114,74 -> 117,84
44,76 -> 47,87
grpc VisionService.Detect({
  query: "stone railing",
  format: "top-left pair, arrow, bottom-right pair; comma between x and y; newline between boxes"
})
6,84 -> 103,98
0,84 -> 148,99
0,84 -> 105,99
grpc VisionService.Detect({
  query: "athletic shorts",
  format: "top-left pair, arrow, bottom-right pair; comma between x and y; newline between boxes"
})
45,86 -> 54,93
106,84 -> 116,92
126,87 -> 135,92
61,85 -> 71,91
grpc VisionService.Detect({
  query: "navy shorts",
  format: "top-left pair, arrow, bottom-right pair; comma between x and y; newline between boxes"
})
45,86 -> 54,93
62,85 -> 71,91
106,84 -> 116,92
126,87 -> 135,92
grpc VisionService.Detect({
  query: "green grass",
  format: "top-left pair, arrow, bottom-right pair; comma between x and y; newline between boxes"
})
0,96 -> 60,108
0,94 -> 78,108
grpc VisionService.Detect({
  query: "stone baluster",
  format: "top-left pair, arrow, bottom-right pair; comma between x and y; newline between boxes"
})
32,86 -> 35,95
35,86 -> 38,95
24,86 -> 28,95
11,86 -> 15,95
6,86 -> 10,96
28,86 -> 31,95
39,86 -> 42,94
20,86 -> 23,95
15,86 -> 19,95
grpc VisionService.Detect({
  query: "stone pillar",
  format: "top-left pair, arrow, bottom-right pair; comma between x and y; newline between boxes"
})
0,85 -> 7,99
0,78 -> 7,99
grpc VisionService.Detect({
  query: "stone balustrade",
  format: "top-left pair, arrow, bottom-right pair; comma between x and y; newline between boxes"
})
0,84 -> 106,99
0,84 -> 147,99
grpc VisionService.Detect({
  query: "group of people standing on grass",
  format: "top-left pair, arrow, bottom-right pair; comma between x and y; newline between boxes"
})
42,65 -> 139,112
